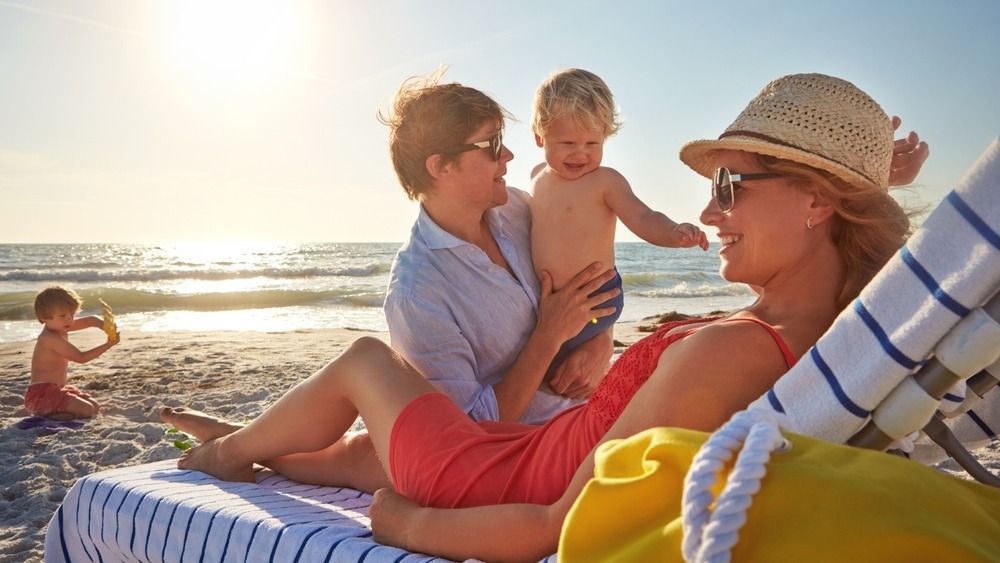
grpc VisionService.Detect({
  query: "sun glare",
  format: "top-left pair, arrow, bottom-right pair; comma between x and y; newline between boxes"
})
157,1 -> 299,89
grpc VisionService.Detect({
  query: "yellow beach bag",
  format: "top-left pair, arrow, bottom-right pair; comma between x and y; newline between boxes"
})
559,427 -> 1000,562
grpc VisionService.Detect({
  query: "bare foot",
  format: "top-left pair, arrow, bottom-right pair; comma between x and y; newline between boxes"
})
177,437 -> 256,482
370,488 -> 423,551
160,406 -> 242,442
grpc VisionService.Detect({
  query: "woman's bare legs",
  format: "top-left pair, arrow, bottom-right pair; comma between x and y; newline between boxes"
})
161,407 -> 241,441
267,432 -> 392,492
162,407 -> 393,492
176,336 -> 436,483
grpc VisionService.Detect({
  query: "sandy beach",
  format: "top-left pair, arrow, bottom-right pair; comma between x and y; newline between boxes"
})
1,323 -> 997,562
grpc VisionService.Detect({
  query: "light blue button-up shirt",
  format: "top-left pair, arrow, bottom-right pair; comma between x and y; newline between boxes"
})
384,187 -> 579,425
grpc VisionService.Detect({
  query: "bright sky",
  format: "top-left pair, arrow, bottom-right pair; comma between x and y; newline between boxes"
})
1,0 -> 997,244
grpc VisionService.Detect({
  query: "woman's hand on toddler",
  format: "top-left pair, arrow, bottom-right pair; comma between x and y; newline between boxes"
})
537,264 -> 620,344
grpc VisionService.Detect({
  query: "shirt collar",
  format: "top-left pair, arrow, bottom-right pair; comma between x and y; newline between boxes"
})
416,204 -> 508,251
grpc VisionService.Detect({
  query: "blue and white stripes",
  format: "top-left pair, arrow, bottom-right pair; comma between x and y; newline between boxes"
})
44,460 -> 438,563
750,138 -> 1000,444
45,459 -> 562,562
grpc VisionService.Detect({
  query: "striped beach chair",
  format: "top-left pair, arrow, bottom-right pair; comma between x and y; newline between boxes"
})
750,137 -> 1000,473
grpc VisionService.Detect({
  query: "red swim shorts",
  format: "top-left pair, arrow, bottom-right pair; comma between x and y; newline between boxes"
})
24,383 -> 92,416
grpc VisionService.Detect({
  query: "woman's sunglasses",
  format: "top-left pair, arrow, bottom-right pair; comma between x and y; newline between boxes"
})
444,132 -> 504,161
712,167 -> 780,212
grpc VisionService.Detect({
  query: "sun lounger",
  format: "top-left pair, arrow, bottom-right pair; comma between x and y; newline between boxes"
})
44,458 -> 561,562
45,460 -> 433,562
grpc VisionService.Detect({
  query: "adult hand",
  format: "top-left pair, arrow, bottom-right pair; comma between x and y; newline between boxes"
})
888,116 -> 930,186
548,330 -> 613,399
371,488 -> 421,551
536,262 -> 619,345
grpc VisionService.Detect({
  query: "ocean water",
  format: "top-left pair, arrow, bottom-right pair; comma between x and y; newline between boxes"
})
0,242 -> 754,343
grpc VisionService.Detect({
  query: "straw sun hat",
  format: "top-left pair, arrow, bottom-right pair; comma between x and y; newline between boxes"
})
679,73 -> 894,191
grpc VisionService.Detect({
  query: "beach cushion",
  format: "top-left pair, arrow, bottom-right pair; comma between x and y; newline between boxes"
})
45,459 -> 557,562
45,460 -> 432,562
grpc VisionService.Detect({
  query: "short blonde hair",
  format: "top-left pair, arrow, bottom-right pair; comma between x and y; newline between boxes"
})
34,286 -> 82,322
379,69 -> 511,200
757,155 -> 912,308
532,68 -> 622,138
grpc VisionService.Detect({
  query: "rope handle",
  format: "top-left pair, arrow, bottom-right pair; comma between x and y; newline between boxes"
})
682,410 -> 790,563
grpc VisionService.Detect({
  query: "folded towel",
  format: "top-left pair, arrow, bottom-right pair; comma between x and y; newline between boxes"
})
750,138 -> 1000,444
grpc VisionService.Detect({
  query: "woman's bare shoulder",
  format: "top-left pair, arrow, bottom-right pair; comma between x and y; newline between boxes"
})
635,318 -> 792,431
664,318 -> 789,375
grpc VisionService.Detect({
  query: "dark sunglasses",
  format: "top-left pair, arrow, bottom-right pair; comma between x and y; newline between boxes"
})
444,132 -> 503,161
712,167 -> 781,212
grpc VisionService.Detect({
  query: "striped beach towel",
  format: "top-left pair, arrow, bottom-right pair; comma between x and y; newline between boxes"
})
44,459 -> 560,562
44,460 -> 434,562
750,138 -> 1000,450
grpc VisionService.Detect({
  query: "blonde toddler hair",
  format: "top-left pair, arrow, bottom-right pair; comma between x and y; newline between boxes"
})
34,286 -> 82,322
532,68 -> 622,138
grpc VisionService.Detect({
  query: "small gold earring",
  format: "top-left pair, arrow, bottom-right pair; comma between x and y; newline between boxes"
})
806,217 -> 815,230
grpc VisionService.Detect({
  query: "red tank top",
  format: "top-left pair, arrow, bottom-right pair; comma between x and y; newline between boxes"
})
587,316 -> 797,429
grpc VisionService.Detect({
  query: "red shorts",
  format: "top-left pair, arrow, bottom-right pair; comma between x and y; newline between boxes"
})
24,383 -> 92,416
388,392 -> 596,508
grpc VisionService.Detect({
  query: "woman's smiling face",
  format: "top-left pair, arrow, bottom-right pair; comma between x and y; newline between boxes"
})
449,120 -> 514,209
699,150 -> 817,288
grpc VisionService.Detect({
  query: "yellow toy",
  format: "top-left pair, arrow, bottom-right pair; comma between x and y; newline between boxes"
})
98,298 -> 119,343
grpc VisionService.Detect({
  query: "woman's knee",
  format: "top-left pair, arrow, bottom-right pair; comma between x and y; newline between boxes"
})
341,336 -> 398,369
342,431 -> 378,463
317,336 -> 395,385
347,335 -> 391,356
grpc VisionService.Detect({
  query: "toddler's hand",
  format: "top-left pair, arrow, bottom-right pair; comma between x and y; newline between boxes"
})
674,223 -> 709,250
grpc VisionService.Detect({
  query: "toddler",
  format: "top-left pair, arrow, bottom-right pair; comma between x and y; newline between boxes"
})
530,68 -> 708,362
26,286 -> 119,419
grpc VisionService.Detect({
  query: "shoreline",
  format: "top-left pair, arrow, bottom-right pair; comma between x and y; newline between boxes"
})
1,321 -> 996,561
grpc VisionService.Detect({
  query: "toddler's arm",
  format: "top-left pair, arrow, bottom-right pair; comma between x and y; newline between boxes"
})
69,316 -> 103,332
45,332 -> 118,364
602,168 -> 708,250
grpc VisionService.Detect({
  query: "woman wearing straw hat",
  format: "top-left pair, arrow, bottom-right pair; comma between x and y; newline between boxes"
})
164,73 -> 926,561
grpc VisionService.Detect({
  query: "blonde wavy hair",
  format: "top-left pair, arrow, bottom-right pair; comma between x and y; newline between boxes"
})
532,68 -> 622,138
757,155 -> 913,308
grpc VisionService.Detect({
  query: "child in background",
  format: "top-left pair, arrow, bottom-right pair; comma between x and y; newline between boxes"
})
26,286 -> 119,419
530,68 -> 708,369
